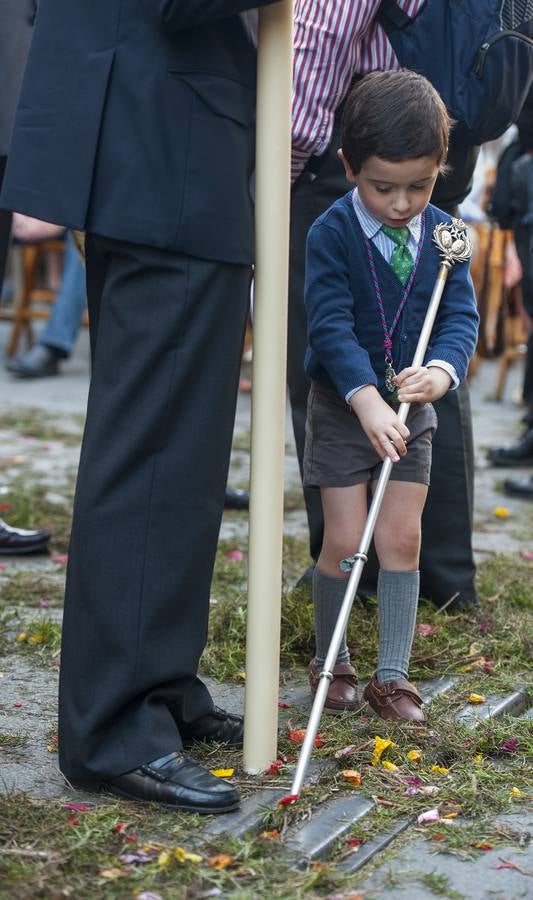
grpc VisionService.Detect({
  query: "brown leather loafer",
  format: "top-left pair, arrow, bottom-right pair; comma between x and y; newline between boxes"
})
309,659 -> 359,714
363,674 -> 426,722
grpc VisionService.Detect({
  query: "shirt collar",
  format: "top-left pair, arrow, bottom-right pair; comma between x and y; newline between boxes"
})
351,187 -> 422,243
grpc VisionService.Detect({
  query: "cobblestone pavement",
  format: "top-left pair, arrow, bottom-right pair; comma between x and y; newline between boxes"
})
0,323 -> 531,896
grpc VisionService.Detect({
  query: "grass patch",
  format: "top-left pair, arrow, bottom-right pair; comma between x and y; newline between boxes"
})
0,733 -> 29,751
0,572 -> 64,608
204,542 -> 532,684
12,618 -> 62,664
0,794 -> 351,899
0,408 -> 83,446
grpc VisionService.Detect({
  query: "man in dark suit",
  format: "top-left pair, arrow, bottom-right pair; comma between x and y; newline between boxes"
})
1,0 -> 278,813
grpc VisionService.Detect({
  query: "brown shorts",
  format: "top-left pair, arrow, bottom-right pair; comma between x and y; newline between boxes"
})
303,382 -> 438,488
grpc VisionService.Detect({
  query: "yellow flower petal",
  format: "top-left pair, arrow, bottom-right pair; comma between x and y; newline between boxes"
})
468,693 -> 486,704
509,787 -> 523,799
493,507 -> 510,518
430,765 -> 449,775
158,851 -> 172,868
371,736 -> 395,766
474,754 -> 484,763
28,632 -> 45,645
16,632 -> 26,642
210,768 -> 234,778
100,868 -> 124,879
407,750 -> 422,763
174,847 -> 202,864
340,769 -> 362,786
381,760 -> 399,771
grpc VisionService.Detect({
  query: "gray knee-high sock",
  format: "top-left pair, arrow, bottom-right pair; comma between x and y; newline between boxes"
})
313,566 -> 350,668
376,569 -> 419,684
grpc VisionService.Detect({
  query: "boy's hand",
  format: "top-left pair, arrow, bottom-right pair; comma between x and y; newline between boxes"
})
350,385 -> 410,462
395,366 -> 452,403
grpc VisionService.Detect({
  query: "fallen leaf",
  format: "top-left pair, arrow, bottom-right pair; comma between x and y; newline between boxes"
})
209,854 -> 235,869
341,769 -> 362,786
210,768 -> 234,778
371,736 -> 395,766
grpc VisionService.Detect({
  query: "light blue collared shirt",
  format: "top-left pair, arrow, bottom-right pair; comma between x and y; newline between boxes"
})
345,189 -> 458,402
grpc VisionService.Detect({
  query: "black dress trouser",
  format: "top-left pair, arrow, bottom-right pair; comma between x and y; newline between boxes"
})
58,235 -> 250,782
287,130 -> 478,607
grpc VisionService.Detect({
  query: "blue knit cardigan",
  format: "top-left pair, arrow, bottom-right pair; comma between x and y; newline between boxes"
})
304,194 -> 479,399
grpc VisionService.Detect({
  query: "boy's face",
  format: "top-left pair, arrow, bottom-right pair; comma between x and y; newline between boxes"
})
339,152 -> 440,228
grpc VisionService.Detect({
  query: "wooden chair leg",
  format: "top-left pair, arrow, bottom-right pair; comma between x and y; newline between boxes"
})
5,244 -> 39,356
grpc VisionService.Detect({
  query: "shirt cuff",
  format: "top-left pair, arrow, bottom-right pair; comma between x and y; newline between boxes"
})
427,360 -> 459,389
345,383 -> 371,404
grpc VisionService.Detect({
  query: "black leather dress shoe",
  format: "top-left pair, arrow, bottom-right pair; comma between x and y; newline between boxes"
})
181,706 -> 244,747
0,519 -> 51,555
6,344 -> 60,378
504,475 -> 533,500
99,751 -> 240,814
224,488 -> 249,510
487,429 -> 533,466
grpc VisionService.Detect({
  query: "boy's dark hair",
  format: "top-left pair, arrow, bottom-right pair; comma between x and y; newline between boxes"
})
341,70 -> 451,174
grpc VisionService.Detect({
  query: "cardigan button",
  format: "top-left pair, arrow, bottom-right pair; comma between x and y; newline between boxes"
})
401,333 -> 408,342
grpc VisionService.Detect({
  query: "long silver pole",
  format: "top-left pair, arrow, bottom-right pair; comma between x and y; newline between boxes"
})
243,0 -> 293,774
290,220 -> 472,797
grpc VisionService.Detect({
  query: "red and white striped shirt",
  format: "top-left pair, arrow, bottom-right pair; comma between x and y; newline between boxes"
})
291,0 -> 426,180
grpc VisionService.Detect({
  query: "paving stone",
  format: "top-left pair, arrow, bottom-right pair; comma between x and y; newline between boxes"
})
456,687 -> 531,728
338,817 -> 412,874
356,811 -> 533,900
203,788 -> 287,839
283,793 -> 375,863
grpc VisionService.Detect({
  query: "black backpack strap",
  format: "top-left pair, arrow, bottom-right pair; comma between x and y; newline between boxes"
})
376,0 -> 414,34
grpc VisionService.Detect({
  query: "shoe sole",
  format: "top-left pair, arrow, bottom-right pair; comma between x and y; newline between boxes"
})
76,780 -> 241,815
0,544 -> 49,555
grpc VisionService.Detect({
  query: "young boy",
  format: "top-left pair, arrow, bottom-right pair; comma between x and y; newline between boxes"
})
304,70 -> 479,721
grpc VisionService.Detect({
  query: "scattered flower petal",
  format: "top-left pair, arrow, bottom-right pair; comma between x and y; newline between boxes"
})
345,838 -> 361,848
208,854 -> 235,869
474,842 -> 493,851
112,822 -> 126,833
119,851 -> 154,865
287,729 -> 324,747
0,503 -> 11,511
417,623 -> 439,636
509,787 -> 523,799
16,633 -> 26,643
520,549 -> 533,561
381,760 -> 399,771
235,671 -> 246,681
341,769 -> 362,786
417,807 -> 441,824
52,554 -> 69,565
225,550 -> 244,562
138,894 -> 164,900
265,760 -> 284,776
468,693 -> 486,704
493,507 -> 510,518
334,744 -> 358,759
100,868 -> 124,880
500,738 -> 518,752
407,750 -> 422,763
278,794 -> 298,806
431,833 -> 447,842
13,702 -> 23,708
210,768 -> 234,778
278,702 -> 291,708
430,765 -> 449,775
38,599 -> 50,608
371,736 -> 395,766
63,803 -> 92,812
261,829 -> 280,839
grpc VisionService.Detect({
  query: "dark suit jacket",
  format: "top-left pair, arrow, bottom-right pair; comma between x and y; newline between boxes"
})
0,0 -> 36,156
1,0 -> 278,263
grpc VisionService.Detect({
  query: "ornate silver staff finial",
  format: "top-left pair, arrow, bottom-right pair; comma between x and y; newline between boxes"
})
433,218 -> 472,268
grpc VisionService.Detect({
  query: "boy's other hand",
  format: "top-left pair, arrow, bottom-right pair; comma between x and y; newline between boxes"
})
395,365 -> 452,403
350,385 -> 410,462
